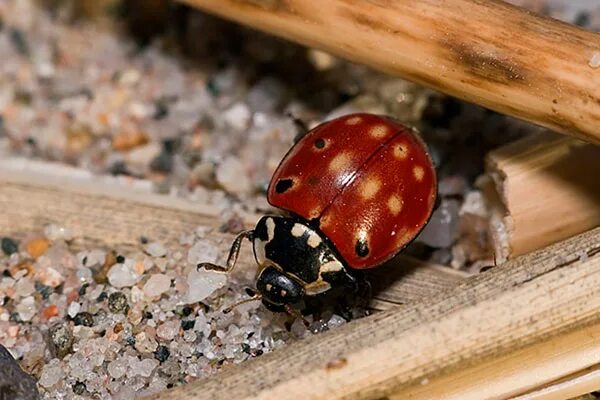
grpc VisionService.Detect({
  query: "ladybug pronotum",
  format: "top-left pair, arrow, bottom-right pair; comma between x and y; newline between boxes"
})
199,113 -> 437,315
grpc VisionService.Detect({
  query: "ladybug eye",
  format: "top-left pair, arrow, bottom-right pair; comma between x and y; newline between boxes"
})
314,138 -> 326,149
275,178 -> 294,194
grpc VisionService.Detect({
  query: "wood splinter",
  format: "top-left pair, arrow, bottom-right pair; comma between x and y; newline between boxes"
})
483,133 -> 600,261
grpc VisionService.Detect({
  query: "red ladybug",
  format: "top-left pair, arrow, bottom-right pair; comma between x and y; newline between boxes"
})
199,113 -> 437,314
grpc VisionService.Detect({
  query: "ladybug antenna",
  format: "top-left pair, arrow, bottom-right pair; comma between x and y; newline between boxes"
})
198,230 -> 254,273
284,304 -> 310,328
223,290 -> 263,314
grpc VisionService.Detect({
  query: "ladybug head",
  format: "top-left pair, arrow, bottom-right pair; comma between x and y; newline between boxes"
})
256,266 -> 305,308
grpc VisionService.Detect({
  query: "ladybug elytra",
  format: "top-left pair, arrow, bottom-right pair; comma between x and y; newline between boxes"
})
199,113 -> 437,315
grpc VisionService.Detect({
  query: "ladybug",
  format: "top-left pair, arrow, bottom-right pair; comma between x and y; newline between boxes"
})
199,113 -> 437,315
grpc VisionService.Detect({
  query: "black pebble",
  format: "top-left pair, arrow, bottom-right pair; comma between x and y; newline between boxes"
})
108,292 -> 129,314
96,291 -> 108,302
154,345 -> 170,362
78,283 -> 89,296
72,382 -> 86,395
73,312 -> 94,327
150,151 -> 174,173
1,237 -> 18,255
181,320 -> 195,331
0,344 -> 40,399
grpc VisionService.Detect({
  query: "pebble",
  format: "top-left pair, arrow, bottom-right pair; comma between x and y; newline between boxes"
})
15,296 -> 37,321
184,268 -> 227,304
108,291 -> 129,314
154,345 -> 170,362
48,324 -> 73,358
0,344 -> 40,399
67,301 -> 81,318
187,240 -> 219,266
129,357 -> 159,378
73,311 -> 94,327
134,331 -> 158,353
416,199 -> 461,248
108,261 -> 142,288
144,242 -> 167,258
1,237 -> 19,255
216,157 -> 252,195
222,102 -> 251,130
107,357 -> 126,379
25,237 -> 49,258
43,224 -> 74,241
143,274 -> 171,297
156,320 -> 180,341
39,358 -> 65,388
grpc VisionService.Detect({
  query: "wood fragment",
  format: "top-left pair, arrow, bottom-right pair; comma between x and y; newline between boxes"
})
484,134 -> 600,260
179,0 -> 600,144
511,364 -> 600,400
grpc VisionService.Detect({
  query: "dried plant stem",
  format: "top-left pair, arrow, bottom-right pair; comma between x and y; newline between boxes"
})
180,0 -> 600,144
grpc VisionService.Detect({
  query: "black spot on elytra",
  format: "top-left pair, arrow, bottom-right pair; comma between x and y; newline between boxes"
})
355,239 -> 369,257
314,138 -> 326,149
275,178 -> 293,193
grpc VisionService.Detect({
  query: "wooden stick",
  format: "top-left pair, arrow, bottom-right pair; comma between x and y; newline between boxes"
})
0,157 -> 464,310
511,364 -> 600,400
484,134 -> 600,260
180,0 -> 600,144
148,226 -> 600,400
393,323 -> 600,400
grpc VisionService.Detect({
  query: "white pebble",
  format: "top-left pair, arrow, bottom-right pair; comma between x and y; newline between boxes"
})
187,240 -> 219,266
216,157 -> 251,195
67,302 -> 81,318
39,359 -> 65,388
44,224 -> 73,241
143,274 -> 171,298
108,357 -> 128,379
144,242 -> 167,258
589,52 -> 600,68
156,320 -> 180,341
184,268 -> 227,303
107,261 -> 142,288
222,102 -> 251,131
327,314 -> 347,329
16,296 -> 37,322
128,356 -> 159,378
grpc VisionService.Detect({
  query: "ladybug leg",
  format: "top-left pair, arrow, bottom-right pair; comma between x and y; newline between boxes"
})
198,230 -> 254,273
284,304 -> 310,327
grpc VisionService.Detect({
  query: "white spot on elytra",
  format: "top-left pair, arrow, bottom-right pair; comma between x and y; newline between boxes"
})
369,124 -> 389,139
329,153 -> 351,172
307,232 -> 322,248
360,178 -> 381,200
266,218 -> 276,241
291,223 -> 305,238
345,116 -> 362,125
413,166 -> 425,182
388,194 -> 403,216
393,143 -> 409,160
266,283 -> 272,291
